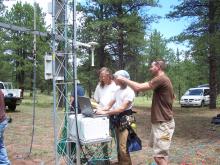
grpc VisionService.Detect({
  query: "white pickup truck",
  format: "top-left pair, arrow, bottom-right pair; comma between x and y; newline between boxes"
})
0,81 -> 22,111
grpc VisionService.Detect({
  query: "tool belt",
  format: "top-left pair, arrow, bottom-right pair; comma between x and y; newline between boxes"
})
110,109 -> 136,131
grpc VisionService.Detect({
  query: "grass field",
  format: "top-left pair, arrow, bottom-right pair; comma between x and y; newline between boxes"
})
21,91 -> 220,108
4,93 -> 220,165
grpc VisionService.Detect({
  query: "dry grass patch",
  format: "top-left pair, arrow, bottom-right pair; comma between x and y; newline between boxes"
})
4,95 -> 220,164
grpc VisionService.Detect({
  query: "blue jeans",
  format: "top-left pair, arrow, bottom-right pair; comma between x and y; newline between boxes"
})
0,119 -> 10,165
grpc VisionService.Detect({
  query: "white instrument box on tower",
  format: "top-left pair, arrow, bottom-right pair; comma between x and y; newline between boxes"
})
68,114 -> 110,142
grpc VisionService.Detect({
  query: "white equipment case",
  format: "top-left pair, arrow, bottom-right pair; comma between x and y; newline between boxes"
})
68,114 -> 110,142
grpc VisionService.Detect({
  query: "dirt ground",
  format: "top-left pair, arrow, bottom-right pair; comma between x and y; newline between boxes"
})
4,105 -> 220,165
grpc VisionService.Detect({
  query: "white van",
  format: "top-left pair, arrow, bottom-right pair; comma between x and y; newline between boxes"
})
180,87 -> 210,107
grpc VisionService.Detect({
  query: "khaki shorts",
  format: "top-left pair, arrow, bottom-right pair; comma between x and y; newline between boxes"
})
149,119 -> 175,158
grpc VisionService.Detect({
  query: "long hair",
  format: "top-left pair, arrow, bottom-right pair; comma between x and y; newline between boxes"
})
98,67 -> 113,88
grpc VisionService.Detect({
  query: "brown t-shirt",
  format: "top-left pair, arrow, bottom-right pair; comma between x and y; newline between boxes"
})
0,90 -> 6,122
149,74 -> 174,123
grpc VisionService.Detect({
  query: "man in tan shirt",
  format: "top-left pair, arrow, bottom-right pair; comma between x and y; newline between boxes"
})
116,59 -> 175,165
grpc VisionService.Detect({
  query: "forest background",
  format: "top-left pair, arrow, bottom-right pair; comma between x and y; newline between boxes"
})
0,0 -> 220,108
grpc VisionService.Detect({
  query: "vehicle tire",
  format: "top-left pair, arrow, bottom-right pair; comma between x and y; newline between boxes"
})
8,104 -> 16,111
200,101 -> 204,107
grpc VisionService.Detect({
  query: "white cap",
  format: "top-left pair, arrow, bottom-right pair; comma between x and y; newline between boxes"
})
114,70 -> 130,79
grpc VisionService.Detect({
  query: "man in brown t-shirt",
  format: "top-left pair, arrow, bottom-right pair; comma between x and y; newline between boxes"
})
116,59 -> 175,165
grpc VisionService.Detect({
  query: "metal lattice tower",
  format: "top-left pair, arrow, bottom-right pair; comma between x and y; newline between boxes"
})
0,0 -> 113,164
51,0 -> 114,164
51,0 -> 77,164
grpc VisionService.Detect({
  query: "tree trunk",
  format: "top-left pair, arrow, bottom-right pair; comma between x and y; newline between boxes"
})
98,44 -> 106,67
118,28 -> 124,69
116,3 -> 124,69
17,71 -> 25,98
16,49 -> 25,98
208,0 -> 217,109
57,83 -> 64,108
30,69 -> 33,97
97,4 -> 105,68
47,81 -> 51,95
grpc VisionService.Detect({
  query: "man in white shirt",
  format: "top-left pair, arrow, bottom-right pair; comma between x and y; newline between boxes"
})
96,70 -> 135,165
93,67 -> 119,164
94,67 -> 119,108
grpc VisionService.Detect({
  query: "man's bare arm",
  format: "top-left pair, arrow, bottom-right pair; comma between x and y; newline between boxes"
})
116,76 -> 153,92
96,100 -> 131,115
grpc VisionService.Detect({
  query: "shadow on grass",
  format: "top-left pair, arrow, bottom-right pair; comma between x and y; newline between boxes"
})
6,109 -> 21,113
134,105 -> 220,141
174,108 -> 220,140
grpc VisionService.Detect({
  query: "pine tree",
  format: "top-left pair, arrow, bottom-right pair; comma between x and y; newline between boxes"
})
2,2 -> 50,92
167,0 -> 220,109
